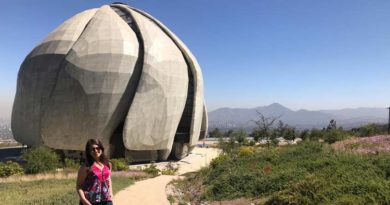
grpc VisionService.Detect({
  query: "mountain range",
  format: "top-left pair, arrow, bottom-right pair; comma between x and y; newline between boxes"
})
1,103 -> 388,134
208,103 -> 388,131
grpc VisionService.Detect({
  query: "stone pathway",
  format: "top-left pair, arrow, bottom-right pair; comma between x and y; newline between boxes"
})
114,175 -> 178,205
114,147 -> 221,205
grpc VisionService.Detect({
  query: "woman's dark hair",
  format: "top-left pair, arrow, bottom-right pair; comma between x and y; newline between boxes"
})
85,138 -> 109,167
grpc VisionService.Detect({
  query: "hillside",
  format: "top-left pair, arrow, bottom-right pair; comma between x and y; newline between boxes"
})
208,103 -> 387,130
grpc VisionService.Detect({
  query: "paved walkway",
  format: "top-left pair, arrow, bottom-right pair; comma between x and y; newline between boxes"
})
114,175 -> 178,205
114,147 -> 221,205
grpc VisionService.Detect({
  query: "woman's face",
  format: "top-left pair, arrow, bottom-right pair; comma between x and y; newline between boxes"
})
90,144 -> 102,161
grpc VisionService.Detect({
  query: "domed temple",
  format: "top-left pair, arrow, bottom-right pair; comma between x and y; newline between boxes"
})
12,3 -> 207,161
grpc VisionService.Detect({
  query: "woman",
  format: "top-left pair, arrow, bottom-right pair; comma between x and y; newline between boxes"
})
77,139 -> 113,205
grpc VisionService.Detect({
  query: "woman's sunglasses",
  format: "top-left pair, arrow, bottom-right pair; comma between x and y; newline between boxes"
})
91,146 -> 102,152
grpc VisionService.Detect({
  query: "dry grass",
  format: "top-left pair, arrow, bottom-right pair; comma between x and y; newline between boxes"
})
1,169 -> 149,183
1,173 -> 137,204
0,170 -> 77,183
332,135 -> 390,154
111,170 -> 149,180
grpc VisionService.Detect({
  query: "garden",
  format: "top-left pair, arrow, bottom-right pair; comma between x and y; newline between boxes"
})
170,118 -> 390,205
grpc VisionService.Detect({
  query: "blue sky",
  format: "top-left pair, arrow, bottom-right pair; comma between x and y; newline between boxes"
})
1,0 -> 390,117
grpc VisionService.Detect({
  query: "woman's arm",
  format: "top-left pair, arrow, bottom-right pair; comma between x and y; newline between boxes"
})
109,176 -> 114,201
76,166 -> 92,205
109,162 -> 114,201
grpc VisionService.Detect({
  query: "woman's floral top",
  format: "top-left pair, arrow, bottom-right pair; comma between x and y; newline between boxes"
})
83,163 -> 112,203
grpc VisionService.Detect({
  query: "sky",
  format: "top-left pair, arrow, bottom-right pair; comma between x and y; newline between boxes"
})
1,0 -> 390,117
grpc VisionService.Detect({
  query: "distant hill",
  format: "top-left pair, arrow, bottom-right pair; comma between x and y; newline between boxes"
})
1,104 -> 388,136
208,103 -> 388,131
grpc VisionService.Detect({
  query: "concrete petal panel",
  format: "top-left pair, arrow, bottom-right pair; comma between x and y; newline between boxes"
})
31,9 -> 98,57
122,8 -> 188,151
200,104 -> 208,140
129,8 -> 205,147
11,9 -> 97,146
40,5 -> 139,150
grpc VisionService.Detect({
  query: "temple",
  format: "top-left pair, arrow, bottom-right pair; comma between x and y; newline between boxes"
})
12,3 -> 207,162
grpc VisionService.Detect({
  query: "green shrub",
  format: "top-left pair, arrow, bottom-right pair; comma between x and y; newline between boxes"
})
309,129 -> 325,141
0,161 -> 24,177
210,154 -> 231,168
324,129 -> 349,144
246,140 -> 256,146
22,147 -> 60,174
233,129 -> 248,144
218,136 -> 239,156
357,124 -> 381,137
143,162 -> 160,177
237,146 -> 255,157
161,169 -> 175,175
111,158 -> 129,171
63,158 -> 79,170
161,162 -> 178,175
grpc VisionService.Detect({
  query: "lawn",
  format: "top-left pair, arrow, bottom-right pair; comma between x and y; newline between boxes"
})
0,176 -> 134,204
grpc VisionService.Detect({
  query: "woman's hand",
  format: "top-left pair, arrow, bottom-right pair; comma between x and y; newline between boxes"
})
76,166 -> 91,205
80,198 -> 92,205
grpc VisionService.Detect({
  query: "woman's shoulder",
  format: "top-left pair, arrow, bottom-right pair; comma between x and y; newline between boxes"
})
78,164 -> 90,172
76,164 -> 91,179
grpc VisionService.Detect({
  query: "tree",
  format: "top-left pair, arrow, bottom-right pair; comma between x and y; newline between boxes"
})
251,129 -> 262,142
327,119 -> 337,131
252,111 -> 280,146
273,120 -> 296,142
209,128 -> 223,138
284,126 -> 296,141
275,120 -> 287,138
225,129 -> 234,138
299,129 -> 310,141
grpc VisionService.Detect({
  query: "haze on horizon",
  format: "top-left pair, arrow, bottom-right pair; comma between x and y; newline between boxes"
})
1,0 -> 390,117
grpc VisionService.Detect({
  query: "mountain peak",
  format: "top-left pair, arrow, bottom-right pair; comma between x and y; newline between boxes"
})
268,102 -> 285,108
266,103 -> 292,112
